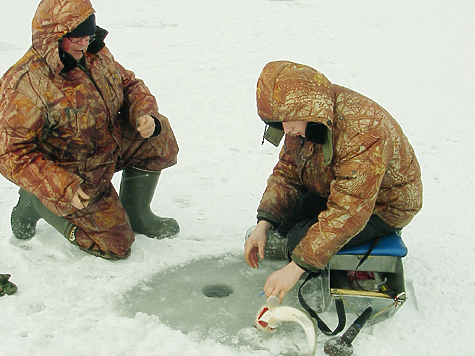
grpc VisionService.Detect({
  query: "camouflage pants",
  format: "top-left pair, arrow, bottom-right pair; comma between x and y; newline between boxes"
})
279,192 -> 401,255
65,114 -> 178,256
67,185 -> 134,256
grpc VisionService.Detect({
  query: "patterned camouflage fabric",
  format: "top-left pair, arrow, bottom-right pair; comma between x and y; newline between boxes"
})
0,0 -> 178,256
256,61 -> 422,271
0,274 -> 18,296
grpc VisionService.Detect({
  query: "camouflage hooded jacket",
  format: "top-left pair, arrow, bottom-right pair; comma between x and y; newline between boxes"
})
256,61 -> 423,271
0,0 -> 178,217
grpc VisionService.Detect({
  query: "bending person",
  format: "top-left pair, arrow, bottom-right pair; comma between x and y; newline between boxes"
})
244,61 -> 422,302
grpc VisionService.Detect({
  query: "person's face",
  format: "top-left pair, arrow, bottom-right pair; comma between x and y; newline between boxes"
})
282,121 -> 307,137
60,36 -> 90,61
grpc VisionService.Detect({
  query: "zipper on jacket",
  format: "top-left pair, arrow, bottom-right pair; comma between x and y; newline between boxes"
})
77,59 -> 119,152
77,57 -> 123,151
78,59 -> 115,131
78,60 -> 102,97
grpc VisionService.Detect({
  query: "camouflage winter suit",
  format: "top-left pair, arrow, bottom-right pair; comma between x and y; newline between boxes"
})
256,61 -> 422,271
0,0 -> 178,255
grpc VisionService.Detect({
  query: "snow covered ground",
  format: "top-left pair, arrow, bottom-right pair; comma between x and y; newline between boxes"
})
0,0 -> 474,355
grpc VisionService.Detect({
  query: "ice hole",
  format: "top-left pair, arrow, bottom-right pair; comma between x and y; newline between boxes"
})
202,283 -> 233,298
120,254 -> 323,354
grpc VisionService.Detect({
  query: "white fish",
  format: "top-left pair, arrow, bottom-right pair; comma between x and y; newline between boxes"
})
255,296 -> 316,356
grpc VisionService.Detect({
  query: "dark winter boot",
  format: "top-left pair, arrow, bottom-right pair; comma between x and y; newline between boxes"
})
12,189 -> 76,241
30,193 -> 77,242
11,189 -> 43,240
119,166 -> 179,239
11,189 -> 125,260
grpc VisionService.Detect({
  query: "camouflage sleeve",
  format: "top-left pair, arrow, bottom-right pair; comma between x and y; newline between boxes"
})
104,47 -> 160,127
257,135 -> 306,224
99,47 -> 177,165
0,88 -> 82,216
291,128 -> 391,269
103,47 -> 178,149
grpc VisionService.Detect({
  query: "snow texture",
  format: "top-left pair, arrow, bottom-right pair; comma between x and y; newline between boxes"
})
0,0 -> 474,355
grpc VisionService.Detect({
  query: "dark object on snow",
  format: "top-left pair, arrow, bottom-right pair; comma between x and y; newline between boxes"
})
323,306 -> 372,356
0,274 -> 18,296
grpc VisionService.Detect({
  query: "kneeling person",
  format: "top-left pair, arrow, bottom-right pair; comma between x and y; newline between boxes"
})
0,0 -> 179,259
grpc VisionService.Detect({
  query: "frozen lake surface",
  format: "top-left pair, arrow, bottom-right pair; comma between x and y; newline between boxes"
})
1,0 -> 473,355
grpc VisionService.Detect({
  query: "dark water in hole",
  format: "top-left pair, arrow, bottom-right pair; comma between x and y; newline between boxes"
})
202,284 -> 234,298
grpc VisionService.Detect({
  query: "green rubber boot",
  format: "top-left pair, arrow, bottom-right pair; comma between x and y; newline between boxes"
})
119,167 -> 179,239
11,189 -> 77,242
11,189 -> 126,260
11,189 -> 42,240
30,194 -> 76,242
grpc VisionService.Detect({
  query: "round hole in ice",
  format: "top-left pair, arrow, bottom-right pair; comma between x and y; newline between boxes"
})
202,283 -> 234,298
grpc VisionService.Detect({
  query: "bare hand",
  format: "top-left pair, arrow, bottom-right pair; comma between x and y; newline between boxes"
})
244,220 -> 271,268
264,261 -> 305,303
137,115 -> 156,138
71,187 -> 90,210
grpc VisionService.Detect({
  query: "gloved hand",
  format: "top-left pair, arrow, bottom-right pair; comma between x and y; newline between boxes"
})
0,274 -> 18,296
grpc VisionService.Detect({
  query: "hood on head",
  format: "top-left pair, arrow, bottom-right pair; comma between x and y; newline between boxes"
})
32,0 -> 95,75
256,61 -> 335,129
